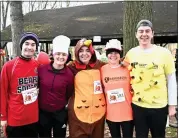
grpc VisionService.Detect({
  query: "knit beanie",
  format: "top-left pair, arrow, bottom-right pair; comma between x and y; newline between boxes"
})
19,32 -> 39,49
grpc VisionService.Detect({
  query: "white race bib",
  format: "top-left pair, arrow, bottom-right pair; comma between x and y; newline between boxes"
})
21,87 -> 39,105
94,80 -> 103,94
107,88 -> 125,104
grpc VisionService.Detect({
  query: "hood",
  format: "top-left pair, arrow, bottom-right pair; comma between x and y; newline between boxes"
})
74,38 -> 97,65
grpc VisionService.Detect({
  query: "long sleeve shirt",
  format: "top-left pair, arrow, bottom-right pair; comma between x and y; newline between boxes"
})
38,63 -> 74,112
1,57 -> 39,126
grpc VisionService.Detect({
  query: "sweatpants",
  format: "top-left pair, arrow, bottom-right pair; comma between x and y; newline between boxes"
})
38,108 -> 68,138
106,119 -> 133,138
6,122 -> 38,138
132,103 -> 168,138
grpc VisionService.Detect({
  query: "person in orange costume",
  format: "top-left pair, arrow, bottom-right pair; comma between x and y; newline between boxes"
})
67,38 -> 106,138
101,39 -> 133,138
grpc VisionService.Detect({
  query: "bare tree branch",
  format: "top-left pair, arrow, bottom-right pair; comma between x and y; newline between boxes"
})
28,1 -> 31,12
51,1 -> 57,9
2,1 -> 5,28
34,0 -> 42,11
31,0 -> 36,12
1,1 -> 10,29
60,1 -> 63,8
4,1 -> 10,28
66,0 -> 70,7
42,1 -> 48,10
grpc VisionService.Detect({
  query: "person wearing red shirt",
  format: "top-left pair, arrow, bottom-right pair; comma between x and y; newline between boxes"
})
1,32 -> 39,138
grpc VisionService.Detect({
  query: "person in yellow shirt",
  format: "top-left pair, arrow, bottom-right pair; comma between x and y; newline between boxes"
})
124,20 -> 177,138
101,39 -> 133,138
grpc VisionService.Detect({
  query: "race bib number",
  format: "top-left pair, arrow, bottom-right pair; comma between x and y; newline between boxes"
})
21,87 -> 39,105
94,80 -> 103,94
107,88 -> 125,104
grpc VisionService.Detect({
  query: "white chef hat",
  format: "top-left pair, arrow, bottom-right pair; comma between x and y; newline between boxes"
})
52,35 -> 71,54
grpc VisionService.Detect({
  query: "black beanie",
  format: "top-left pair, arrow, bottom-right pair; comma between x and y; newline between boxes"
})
106,48 -> 123,57
19,32 -> 39,49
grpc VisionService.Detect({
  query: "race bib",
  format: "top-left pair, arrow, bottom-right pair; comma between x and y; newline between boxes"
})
94,80 -> 103,94
21,87 -> 39,105
107,88 -> 125,104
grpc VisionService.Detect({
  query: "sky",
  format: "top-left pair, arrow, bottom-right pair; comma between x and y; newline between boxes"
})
1,1 -> 110,30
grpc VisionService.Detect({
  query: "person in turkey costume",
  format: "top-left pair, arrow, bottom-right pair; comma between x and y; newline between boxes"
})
67,38 -> 106,138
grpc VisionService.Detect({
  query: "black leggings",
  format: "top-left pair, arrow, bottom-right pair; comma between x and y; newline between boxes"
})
106,119 -> 134,138
132,103 -> 168,138
38,108 -> 68,138
6,122 -> 38,138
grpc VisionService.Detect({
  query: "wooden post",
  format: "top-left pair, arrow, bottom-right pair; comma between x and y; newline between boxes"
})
46,42 -> 49,53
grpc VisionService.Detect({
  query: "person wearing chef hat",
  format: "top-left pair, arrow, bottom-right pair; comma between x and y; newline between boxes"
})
38,35 -> 74,138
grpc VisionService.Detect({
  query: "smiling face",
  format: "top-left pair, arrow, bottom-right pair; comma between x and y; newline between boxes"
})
107,51 -> 120,66
21,39 -> 36,58
136,26 -> 154,47
53,52 -> 68,66
78,46 -> 92,65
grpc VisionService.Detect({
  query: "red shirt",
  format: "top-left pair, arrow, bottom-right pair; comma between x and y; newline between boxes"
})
1,57 -> 39,126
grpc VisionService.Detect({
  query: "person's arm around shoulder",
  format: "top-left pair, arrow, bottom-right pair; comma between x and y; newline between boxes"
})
37,64 -> 43,88
97,60 -> 106,68
66,68 -> 75,103
122,50 -> 132,68
67,61 -> 76,75
99,65 -> 106,94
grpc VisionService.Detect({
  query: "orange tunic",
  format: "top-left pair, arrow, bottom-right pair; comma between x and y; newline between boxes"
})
101,64 -> 133,122
74,69 -> 106,123
68,60 -> 106,124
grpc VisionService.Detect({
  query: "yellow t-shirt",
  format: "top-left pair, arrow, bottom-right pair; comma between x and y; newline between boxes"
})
124,45 -> 175,108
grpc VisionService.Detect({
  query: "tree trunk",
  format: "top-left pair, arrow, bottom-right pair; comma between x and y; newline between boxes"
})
10,1 -> 24,56
123,1 -> 153,55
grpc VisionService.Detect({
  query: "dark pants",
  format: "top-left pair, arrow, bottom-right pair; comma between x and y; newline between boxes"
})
132,103 -> 168,138
106,119 -> 133,138
38,108 -> 68,138
6,122 -> 38,138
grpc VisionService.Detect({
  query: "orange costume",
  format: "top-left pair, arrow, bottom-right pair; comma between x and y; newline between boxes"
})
67,39 -> 106,138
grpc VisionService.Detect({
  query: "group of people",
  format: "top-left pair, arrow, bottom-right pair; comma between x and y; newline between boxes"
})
1,19 -> 177,138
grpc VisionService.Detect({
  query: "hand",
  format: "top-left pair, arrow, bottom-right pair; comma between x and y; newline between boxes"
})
168,105 -> 176,117
1,120 -> 7,137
